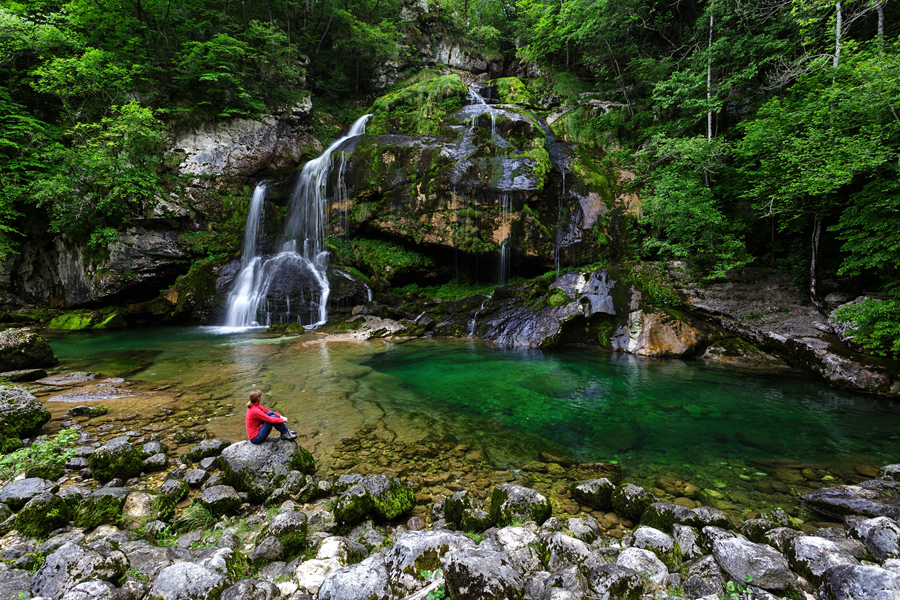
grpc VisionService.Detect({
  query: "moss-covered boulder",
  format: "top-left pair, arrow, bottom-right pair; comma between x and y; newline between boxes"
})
87,437 -> 144,482
0,416 -> 22,454
612,483 -> 658,523
571,478 -> 616,511
0,386 -> 51,437
641,502 -> 695,533
332,474 -> 416,526
260,510 -> 308,554
218,440 -> 316,504
14,492 -> 71,538
74,487 -> 130,529
0,329 -> 58,371
197,485 -> 242,517
47,308 -> 128,331
183,438 -> 231,463
490,484 -> 552,527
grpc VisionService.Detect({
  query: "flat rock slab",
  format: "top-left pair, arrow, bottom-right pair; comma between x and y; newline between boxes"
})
46,384 -> 140,403
36,372 -> 99,386
0,369 -> 47,381
802,483 -> 900,520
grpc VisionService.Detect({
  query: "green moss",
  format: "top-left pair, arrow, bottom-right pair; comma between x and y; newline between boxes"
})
547,291 -> 569,307
74,493 -> 127,529
87,443 -> 143,482
0,417 -> 22,454
493,77 -> 537,106
330,238 -> 435,282
288,445 -> 317,475
367,73 -> 468,136
47,311 -> 95,331
14,494 -> 71,539
93,313 -> 127,329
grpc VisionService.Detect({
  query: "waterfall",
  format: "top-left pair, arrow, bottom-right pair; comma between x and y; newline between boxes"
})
498,193 -> 512,285
222,115 -> 371,329
555,168 -> 566,277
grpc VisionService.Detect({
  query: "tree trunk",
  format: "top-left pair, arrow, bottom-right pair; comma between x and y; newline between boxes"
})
834,1 -> 842,70
810,215 -> 825,312
877,1 -> 885,53
707,3 -> 714,141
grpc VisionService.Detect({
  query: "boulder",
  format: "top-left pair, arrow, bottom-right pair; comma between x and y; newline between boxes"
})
611,483 -> 657,522
33,541 -> 128,600
0,368 -> 47,382
802,482 -> 900,520
147,560 -> 231,600
536,531 -> 591,572
711,536 -> 795,591
571,478 -> 615,511
220,579 -> 280,600
332,474 -> 415,526
527,566 -> 587,600
14,492 -> 70,538
819,564 -> 900,600
87,437 -> 143,482
143,452 -> 169,472
740,518 -> 778,542
616,547 -> 668,584
763,527 -> 804,554
184,468 -> 209,488
640,502 -> 694,532
0,564 -> 33,600
74,487 -> 130,529
566,517 -> 600,544
385,530 -> 475,595
218,440 -> 315,503
444,490 -> 493,531
484,525 -> 541,573
690,505 -> 732,529
673,524 -> 703,562
682,554 -> 725,598
0,329 -> 58,372
260,510 -> 308,554
490,484 -> 552,526
633,526 -> 681,570
183,439 -> 231,463
0,477 -> 58,510
157,479 -> 189,505
248,536 -> 283,565
58,579 -> 119,600
0,387 -> 50,436
120,540 -> 191,580
197,485 -> 242,517
787,535 -> 859,586
443,546 -> 525,600
849,515 -> 900,561
584,562 -> 645,600
318,555 -> 391,600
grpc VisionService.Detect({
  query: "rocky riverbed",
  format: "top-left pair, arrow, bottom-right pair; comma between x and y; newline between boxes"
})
0,381 -> 898,600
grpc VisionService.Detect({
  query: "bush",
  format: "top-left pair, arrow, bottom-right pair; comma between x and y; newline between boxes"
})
0,428 -> 77,486
833,298 -> 900,359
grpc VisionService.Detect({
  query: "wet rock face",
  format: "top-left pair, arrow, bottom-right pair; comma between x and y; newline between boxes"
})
0,329 -> 58,372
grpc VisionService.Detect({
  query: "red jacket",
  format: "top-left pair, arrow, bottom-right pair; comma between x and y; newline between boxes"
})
246,403 -> 286,439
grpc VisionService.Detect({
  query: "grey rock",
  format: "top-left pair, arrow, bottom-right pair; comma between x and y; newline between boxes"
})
443,545 -> 524,600
385,530 -> 474,595
220,579 -> 280,600
815,527 -> 867,560
147,561 -> 230,600
740,518 -> 778,542
87,437 -> 142,482
157,479 -> 189,503
0,387 -> 50,438
143,453 -> 169,472
633,526 -> 681,570
141,441 -> 167,459
691,506 -> 732,529
673,524 -> 703,562
198,485 -> 241,517
763,526 -> 803,554
819,564 -> 900,600
682,555 -> 725,599
711,536 -> 795,591
490,484 -> 552,526
571,479 -> 615,511
183,469 -> 209,488
880,464 -> 900,481
850,515 -> 900,561
527,566 -> 586,600
0,330 -> 57,372
58,580 -> 118,600
183,439 -> 231,463
318,555 -> 391,600
611,483 -> 656,522
249,536 -> 283,564
199,457 -> 217,470
537,531 -> 591,571
802,483 -> 900,520
32,541 -> 127,600
788,535 -> 859,586
584,562 -> 645,600
616,547 -> 668,584
219,440 -> 315,503
261,510 -> 308,554
566,517 -> 600,544
121,540 -> 192,580
0,477 -> 57,510
332,474 -> 415,526
40,530 -> 86,554
641,502 -> 695,532
699,526 -> 737,551
480,298 -> 583,348
0,564 -> 32,600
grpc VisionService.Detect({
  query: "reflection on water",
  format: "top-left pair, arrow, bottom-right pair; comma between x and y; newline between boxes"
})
45,328 -> 900,505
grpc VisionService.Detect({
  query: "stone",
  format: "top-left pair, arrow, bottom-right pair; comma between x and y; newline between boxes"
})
294,557 -> 341,596
682,555 -> 725,598
122,491 -> 162,529
141,441 -> 168,458
611,483 -> 657,522
261,510 -> 309,554
880,464 -> 900,481
14,492 -> 70,538
33,541 -> 128,600
763,527 -> 803,554
536,531 -> 591,572
58,579 -> 119,600
0,477 -> 57,510
67,405 -> 108,418
144,453 -> 169,472
120,540 -> 191,580
184,469 -> 209,488
633,526 -> 681,570
740,518 -> 778,542
219,579 -> 280,600
616,547 -> 668,584
318,555 -> 392,600
640,502 -> 694,532
819,564 -> 900,600
147,560 -> 231,600
571,478 -> 615,511
248,535 -> 283,564
787,535 -> 859,586
183,439 -> 231,463
385,530 -> 475,595
566,517 -> 600,544
443,546 -> 524,600
711,536 -> 795,591
673,524 -> 703,561
490,484 -> 552,526
0,387 -> 50,437
802,482 -> 900,520
332,474 -> 415,526
484,526 -> 541,573
87,437 -> 143,482
157,479 -> 189,504
584,562 -> 645,600
0,564 -> 33,600
691,505 -> 732,529
0,368 -> 46,382
850,515 -> 900,561
316,536 -> 368,565
218,440 -> 315,503
197,485 -> 242,517
74,487 -> 130,529
0,329 -> 57,372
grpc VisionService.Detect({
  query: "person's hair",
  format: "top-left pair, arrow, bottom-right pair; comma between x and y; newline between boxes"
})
247,389 -> 262,409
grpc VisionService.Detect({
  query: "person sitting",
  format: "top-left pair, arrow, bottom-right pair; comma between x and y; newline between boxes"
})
245,389 -> 297,443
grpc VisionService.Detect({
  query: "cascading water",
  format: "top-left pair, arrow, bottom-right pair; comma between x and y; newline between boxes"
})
223,182 -> 268,327
222,115 -> 371,329
498,192 -> 512,285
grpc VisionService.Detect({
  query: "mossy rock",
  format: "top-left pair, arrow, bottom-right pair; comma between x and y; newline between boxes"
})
490,484 -> 552,526
0,330 -> 58,372
218,441 -> 316,504
368,73 -> 468,136
332,474 -> 415,526
612,483 -> 658,522
0,417 -> 22,454
492,77 -> 537,106
14,492 -> 71,539
0,387 -> 51,437
640,502 -> 695,533
262,510 -> 309,554
93,313 -> 127,329
74,487 -> 129,529
87,437 -> 143,482
47,311 -> 96,330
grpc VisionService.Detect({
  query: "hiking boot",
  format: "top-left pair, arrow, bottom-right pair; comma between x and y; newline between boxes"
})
281,430 -> 297,441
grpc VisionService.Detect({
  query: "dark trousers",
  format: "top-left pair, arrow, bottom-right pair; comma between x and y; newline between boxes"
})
250,411 -> 289,444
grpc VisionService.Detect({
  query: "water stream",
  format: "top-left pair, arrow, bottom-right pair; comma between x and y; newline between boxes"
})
223,115 -> 371,329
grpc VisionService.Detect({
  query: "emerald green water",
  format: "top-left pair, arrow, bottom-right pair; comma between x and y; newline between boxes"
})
44,328 -> 900,509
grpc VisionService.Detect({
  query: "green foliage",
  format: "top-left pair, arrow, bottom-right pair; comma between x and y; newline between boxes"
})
396,281 -> 497,301
833,299 -> 900,359
331,238 -> 435,281
368,74 -> 468,135
174,502 -> 218,532
493,77 -> 536,106
0,428 -> 77,486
